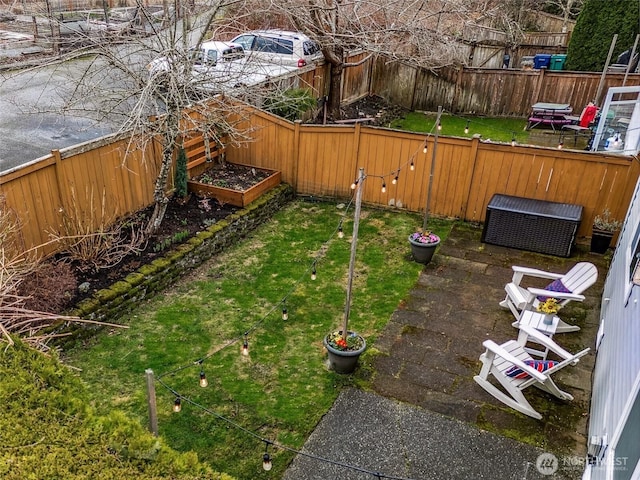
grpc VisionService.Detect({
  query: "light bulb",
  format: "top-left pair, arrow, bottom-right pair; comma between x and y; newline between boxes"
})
282,306 -> 288,320
422,143 -> 427,154
350,179 -> 358,190
381,181 -> 386,193
437,121 -> 442,131
262,453 -> 272,471
557,140 -> 564,150
199,370 -> 208,388
464,121 -> 469,134
338,225 -> 344,238
241,337 -> 249,356
311,265 -> 317,281
392,175 -> 398,185
173,397 -> 181,413
410,160 -> 415,171
511,135 -> 516,147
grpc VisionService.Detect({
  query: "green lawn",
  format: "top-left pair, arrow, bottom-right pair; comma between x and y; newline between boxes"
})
390,111 -> 532,144
65,200 -> 451,479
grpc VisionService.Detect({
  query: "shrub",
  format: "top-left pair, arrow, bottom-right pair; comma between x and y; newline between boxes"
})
0,340 -> 235,480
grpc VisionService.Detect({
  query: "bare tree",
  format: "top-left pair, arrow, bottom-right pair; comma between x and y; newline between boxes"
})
2,0 -> 279,233
229,0 -> 507,119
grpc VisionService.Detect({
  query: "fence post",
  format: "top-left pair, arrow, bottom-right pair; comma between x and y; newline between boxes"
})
145,369 -> 158,436
292,120 -> 301,190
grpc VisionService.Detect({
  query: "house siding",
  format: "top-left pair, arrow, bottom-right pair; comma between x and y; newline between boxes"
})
586,178 -> 640,480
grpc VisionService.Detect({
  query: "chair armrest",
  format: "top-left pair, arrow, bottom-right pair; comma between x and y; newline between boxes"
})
519,325 -> 584,361
511,265 -> 563,285
482,339 -> 547,382
527,287 -> 585,302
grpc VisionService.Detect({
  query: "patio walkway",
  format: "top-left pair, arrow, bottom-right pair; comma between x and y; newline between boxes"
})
284,222 -> 609,480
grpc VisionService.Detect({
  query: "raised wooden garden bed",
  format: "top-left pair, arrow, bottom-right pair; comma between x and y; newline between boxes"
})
187,162 -> 282,207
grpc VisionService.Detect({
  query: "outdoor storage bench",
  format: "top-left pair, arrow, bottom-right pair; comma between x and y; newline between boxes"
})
481,194 -> 583,257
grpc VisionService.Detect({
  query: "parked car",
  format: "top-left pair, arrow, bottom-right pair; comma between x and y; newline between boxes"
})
147,40 -> 297,93
230,30 -> 323,68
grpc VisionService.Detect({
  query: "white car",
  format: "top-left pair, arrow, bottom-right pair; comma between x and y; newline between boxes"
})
147,41 -> 245,78
230,30 -> 323,68
147,40 -> 297,92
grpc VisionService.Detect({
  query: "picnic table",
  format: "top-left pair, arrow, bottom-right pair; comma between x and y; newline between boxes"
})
526,102 -> 573,131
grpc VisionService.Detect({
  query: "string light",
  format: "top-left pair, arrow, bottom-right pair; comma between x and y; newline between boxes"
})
464,120 -> 470,134
410,157 -> 415,171
422,141 -> 428,154
338,220 -> 344,239
173,396 -> 182,413
381,180 -> 386,193
350,178 -> 358,189
241,334 -> 249,356
199,366 -> 208,388
511,133 -> 516,147
392,173 -> 399,185
281,302 -> 288,320
262,442 -> 273,471
311,261 -> 317,280
437,120 -> 442,131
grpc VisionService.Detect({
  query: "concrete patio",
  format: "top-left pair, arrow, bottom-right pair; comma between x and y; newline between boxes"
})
285,221 -> 609,480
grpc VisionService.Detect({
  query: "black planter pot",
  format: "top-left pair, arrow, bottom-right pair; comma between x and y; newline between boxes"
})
408,236 -> 440,264
590,229 -> 614,254
323,332 -> 366,374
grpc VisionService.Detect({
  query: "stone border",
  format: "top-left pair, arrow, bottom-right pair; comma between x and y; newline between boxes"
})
67,184 -> 293,324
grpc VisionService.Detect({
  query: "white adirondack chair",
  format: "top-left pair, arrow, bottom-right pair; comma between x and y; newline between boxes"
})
499,262 -> 598,333
474,325 -> 590,419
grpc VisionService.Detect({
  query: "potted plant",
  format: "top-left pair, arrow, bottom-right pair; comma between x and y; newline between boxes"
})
591,209 -> 622,254
537,297 -> 561,325
323,330 -> 367,374
408,230 -> 441,264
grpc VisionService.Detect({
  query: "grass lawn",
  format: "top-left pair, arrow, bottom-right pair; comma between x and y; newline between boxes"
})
390,111 -> 532,145
65,199 -> 451,479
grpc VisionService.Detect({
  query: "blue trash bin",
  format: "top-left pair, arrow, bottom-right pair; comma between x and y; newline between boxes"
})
534,54 -> 552,69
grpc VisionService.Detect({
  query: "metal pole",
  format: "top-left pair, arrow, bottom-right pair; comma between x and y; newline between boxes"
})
423,106 -> 442,231
341,167 -> 364,341
595,34 -> 618,105
622,34 -> 640,86
145,369 -> 158,436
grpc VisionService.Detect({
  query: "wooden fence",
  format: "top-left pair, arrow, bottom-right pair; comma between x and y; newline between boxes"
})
2,106 -> 638,255
370,60 -> 640,117
1,133 -> 162,255
227,108 -> 640,240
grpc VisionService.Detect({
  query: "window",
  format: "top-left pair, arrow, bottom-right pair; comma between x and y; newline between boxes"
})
303,41 -> 320,56
232,35 -> 255,51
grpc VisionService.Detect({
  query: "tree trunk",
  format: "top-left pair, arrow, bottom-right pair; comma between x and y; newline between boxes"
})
327,61 -> 343,120
146,116 -> 178,234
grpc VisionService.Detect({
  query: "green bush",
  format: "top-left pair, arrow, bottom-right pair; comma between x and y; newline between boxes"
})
175,147 -> 188,198
263,88 -> 317,120
0,340 -> 234,480
566,0 -> 639,71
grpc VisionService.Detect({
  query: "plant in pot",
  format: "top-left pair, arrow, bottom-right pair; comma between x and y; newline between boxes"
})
323,168 -> 367,374
408,230 -> 441,264
536,297 -> 562,325
591,209 -> 622,254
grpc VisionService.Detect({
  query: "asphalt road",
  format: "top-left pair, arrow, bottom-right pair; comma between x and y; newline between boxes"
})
0,16 -> 208,175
